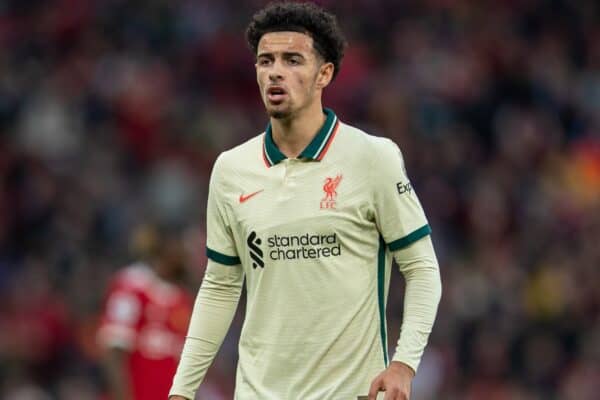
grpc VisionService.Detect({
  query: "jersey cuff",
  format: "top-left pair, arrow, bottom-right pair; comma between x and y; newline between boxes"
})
206,247 -> 241,265
387,224 -> 431,251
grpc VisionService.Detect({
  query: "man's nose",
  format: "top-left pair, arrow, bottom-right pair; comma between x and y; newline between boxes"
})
268,60 -> 284,81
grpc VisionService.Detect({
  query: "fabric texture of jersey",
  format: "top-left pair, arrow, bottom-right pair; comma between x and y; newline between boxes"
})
171,109 -> 438,399
98,263 -> 193,400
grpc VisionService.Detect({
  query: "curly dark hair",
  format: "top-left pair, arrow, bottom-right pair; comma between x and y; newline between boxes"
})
246,2 -> 346,80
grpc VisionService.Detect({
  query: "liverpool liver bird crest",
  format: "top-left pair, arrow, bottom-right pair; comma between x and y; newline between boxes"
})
322,175 -> 342,202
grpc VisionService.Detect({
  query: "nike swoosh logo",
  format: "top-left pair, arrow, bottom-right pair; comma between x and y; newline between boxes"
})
239,189 -> 264,203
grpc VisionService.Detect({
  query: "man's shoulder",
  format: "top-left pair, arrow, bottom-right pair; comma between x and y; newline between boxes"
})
213,133 -> 264,171
337,121 -> 398,157
110,263 -> 154,293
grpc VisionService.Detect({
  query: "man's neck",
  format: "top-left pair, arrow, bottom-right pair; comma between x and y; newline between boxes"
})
270,102 -> 326,159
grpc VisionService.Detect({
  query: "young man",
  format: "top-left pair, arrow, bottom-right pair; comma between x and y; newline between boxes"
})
98,226 -> 193,400
170,2 -> 441,400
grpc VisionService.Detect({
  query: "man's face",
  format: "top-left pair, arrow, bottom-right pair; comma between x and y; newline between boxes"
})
256,31 -> 330,119
155,239 -> 186,282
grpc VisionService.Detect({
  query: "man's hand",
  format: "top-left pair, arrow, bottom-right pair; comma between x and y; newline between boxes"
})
368,361 -> 415,400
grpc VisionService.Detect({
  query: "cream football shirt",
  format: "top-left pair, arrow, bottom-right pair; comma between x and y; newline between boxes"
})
170,108 -> 441,399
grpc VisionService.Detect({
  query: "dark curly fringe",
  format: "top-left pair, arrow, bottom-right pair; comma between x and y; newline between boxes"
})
246,2 -> 347,80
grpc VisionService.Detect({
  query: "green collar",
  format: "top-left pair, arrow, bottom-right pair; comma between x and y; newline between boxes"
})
263,108 -> 339,167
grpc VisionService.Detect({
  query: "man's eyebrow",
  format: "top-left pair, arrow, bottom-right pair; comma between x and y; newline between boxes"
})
257,51 -> 305,58
282,52 -> 305,58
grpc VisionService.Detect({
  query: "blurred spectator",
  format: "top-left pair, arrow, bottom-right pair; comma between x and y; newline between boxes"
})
97,225 -> 193,400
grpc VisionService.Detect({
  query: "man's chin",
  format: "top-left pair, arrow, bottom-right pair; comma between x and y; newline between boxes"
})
270,111 -> 290,119
268,108 -> 291,119
263,97 -> 293,118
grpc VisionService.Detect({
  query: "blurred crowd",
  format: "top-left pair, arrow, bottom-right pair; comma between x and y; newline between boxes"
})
1,0 -> 599,399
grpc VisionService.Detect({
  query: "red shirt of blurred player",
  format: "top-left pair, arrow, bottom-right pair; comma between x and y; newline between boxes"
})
98,236 -> 193,400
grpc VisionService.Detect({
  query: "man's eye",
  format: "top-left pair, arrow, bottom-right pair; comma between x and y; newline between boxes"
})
289,58 -> 300,65
258,59 -> 271,66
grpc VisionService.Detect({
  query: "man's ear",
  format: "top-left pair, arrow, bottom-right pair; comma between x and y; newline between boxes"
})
316,62 -> 334,89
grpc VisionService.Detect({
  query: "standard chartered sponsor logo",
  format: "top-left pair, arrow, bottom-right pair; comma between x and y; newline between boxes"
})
267,233 -> 341,260
247,231 -> 264,269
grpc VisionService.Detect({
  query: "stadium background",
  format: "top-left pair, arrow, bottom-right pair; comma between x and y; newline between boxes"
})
1,0 -> 599,399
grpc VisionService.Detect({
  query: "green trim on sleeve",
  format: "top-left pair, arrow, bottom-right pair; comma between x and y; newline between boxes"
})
206,247 -> 241,265
387,224 -> 431,252
377,236 -> 389,367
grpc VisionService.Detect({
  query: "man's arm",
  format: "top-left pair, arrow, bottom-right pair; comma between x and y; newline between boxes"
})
169,260 -> 244,399
392,235 -> 441,370
102,347 -> 132,400
368,236 -> 441,399
97,283 -> 143,400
